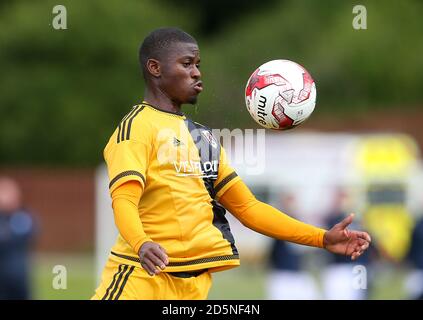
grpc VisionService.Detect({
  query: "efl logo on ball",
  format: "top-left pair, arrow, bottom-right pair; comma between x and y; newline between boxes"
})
245,59 -> 317,130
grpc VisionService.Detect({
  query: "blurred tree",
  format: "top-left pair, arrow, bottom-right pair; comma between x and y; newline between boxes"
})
160,0 -> 278,36
189,0 -> 423,129
0,0 -> 194,166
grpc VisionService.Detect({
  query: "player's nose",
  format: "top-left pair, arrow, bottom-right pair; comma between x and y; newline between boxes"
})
191,65 -> 201,79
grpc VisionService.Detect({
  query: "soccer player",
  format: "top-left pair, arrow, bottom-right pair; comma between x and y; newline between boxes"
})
92,27 -> 371,300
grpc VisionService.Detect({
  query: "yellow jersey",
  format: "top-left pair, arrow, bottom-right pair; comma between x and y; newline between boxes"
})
104,102 -> 241,272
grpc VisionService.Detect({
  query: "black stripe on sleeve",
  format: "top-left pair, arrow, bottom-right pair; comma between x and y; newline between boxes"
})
116,123 -> 122,144
101,264 -> 123,300
114,266 -> 135,300
120,106 -> 140,143
109,170 -> 146,189
117,106 -> 138,144
214,172 -> 238,195
125,106 -> 145,141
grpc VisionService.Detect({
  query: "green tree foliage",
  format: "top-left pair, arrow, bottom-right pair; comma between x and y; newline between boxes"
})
0,0 -> 193,165
0,0 -> 422,165
190,0 -> 423,129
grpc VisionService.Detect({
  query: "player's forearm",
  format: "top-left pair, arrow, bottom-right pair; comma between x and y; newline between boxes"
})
219,179 -> 326,248
111,181 -> 151,254
236,201 -> 325,247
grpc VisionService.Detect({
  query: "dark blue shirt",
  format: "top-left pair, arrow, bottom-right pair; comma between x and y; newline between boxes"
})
408,216 -> 423,269
0,209 -> 34,299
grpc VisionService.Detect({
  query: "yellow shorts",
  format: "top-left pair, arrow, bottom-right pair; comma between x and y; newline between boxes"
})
92,258 -> 213,300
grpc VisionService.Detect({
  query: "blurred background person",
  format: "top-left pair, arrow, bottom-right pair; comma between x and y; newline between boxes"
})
404,213 -> 423,299
321,188 -> 372,300
266,192 -> 320,300
0,177 -> 35,299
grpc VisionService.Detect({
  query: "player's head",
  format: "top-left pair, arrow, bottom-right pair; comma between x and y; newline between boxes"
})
0,177 -> 22,213
139,27 -> 202,105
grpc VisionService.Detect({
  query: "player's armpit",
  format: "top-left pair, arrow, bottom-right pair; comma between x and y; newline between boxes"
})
111,180 -> 152,253
219,179 -> 326,248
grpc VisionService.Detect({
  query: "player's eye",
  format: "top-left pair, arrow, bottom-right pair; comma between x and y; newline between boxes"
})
195,64 -> 200,69
182,62 -> 191,68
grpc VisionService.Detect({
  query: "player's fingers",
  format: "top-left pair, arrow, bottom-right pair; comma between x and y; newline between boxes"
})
154,246 -> 169,265
348,231 -> 371,244
148,252 -> 167,270
352,240 -> 368,253
158,245 -> 168,255
361,242 -> 369,251
351,248 -> 359,257
356,238 -> 367,246
338,213 -> 354,230
358,231 -> 371,242
349,240 -> 364,255
343,229 -> 350,239
141,258 -> 158,276
351,250 -> 362,260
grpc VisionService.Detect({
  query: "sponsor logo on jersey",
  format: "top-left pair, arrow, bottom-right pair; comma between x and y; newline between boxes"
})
173,160 -> 218,178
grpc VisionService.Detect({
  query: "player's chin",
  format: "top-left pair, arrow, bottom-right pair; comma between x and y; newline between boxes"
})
186,94 -> 199,105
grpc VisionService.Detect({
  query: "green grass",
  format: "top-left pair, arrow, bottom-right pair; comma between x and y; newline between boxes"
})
31,253 -> 95,300
369,265 -> 408,299
31,253 -> 409,300
208,264 -> 266,300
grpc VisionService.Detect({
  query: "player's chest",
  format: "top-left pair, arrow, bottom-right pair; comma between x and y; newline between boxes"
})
151,123 -> 220,180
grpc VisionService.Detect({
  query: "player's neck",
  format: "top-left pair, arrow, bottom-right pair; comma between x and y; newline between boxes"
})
143,89 -> 182,114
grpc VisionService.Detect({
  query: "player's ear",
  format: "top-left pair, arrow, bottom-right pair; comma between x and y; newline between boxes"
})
146,58 -> 161,78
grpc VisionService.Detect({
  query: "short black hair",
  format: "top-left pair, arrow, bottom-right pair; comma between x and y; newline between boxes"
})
139,27 -> 197,79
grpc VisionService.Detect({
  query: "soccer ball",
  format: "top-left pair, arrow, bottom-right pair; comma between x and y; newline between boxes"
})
245,59 -> 316,130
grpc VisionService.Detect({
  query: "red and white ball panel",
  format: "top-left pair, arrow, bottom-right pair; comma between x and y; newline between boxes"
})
245,59 -> 316,130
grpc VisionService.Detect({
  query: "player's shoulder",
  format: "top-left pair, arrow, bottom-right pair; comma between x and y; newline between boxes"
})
120,104 -> 157,138
106,104 -> 156,146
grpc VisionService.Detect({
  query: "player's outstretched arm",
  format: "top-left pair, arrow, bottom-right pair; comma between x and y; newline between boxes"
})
218,179 -> 371,259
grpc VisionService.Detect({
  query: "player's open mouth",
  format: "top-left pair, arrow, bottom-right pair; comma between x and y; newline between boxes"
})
193,82 -> 203,93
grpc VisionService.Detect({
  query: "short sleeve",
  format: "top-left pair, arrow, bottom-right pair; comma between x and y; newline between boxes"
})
214,146 -> 241,200
104,118 -> 153,194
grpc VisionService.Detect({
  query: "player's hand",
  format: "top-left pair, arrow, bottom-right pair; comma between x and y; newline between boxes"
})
138,241 -> 169,276
323,213 -> 371,260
